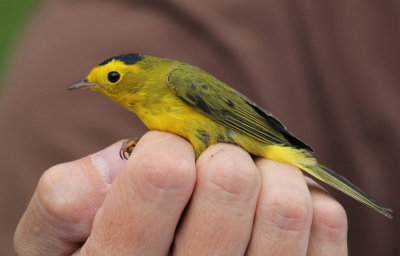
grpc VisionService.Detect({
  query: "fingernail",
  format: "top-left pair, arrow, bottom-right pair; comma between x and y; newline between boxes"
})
91,141 -> 125,184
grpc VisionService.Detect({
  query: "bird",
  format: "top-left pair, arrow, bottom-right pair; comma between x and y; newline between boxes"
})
69,53 -> 393,218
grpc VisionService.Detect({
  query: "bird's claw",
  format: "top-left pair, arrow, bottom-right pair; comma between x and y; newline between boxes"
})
119,137 -> 139,160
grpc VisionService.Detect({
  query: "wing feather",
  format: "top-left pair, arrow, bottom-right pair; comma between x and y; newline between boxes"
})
167,67 -> 312,151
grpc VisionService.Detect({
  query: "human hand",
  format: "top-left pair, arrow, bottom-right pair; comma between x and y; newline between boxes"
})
14,131 -> 347,255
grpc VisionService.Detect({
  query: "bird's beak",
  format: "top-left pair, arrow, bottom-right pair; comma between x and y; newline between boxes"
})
68,79 -> 96,90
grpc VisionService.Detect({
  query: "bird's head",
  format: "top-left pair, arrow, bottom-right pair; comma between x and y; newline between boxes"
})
68,54 -> 146,99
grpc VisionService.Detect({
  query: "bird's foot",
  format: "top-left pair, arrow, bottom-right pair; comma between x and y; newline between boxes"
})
119,137 -> 140,160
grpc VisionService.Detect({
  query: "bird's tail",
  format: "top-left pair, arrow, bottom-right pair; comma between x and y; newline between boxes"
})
295,162 -> 393,219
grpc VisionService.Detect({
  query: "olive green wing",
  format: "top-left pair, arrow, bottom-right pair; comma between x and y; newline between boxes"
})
167,67 -> 312,151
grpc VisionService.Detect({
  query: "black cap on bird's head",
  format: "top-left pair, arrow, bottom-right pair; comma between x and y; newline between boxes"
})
98,53 -> 144,66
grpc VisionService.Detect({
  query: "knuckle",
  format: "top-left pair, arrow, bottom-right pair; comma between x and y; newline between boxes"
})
260,192 -> 312,232
133,149 -> 196,192
37,164 -> 80,222
197,145 -> 260,198
312,199 -> 348,242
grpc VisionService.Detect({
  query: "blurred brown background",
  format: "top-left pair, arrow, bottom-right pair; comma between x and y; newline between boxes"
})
0,0 -> 399,255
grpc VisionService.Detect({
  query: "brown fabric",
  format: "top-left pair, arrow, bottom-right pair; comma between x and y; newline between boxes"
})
1,0 -> 399,255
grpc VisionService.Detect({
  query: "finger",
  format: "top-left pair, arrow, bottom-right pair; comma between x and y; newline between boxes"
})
173,143 -> 261,255
247,158 -> 313,256
305,177 -> 348,256
14,141 -> 125,255
81,131 -> 196,255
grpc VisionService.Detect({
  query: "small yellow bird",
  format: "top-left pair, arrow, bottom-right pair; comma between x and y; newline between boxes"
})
69,54 -> 393,218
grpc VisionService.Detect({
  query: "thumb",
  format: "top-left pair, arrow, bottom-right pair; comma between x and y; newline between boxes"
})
14,141 -> 125,255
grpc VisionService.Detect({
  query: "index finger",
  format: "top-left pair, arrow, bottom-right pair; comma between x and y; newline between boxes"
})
81,131 -> 196,255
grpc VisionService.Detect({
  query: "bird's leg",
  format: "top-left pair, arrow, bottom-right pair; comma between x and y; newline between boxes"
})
119,137 -> 140,160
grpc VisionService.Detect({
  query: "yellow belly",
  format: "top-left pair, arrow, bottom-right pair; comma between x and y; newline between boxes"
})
130,92 -> 226,156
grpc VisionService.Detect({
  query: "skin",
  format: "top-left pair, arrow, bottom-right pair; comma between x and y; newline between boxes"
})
14,131 -> 348,255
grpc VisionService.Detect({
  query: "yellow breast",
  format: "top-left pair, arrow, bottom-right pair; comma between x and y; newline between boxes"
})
127,88 -> 215,139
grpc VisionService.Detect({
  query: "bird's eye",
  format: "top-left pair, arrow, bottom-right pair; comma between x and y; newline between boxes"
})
107,71 -> 120,83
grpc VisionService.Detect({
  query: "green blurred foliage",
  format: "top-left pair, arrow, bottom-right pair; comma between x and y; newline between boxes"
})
0,0 -> 37,89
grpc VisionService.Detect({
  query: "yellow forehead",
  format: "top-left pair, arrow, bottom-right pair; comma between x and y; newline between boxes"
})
86,59 -> 141,84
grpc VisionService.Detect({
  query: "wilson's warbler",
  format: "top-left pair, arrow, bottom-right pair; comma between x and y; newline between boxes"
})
69,54 -> 393,218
